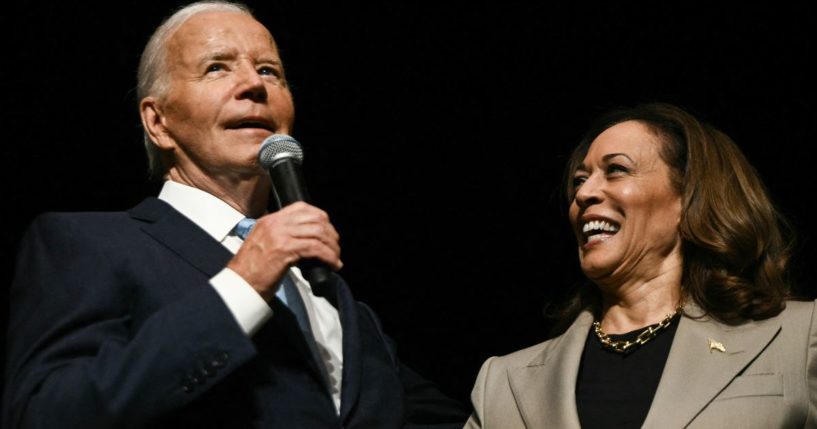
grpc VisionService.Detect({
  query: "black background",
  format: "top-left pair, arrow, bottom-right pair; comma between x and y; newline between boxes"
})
3,1 -> 817,407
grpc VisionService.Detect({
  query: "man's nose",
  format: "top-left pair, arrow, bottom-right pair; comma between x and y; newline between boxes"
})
235,64 -> 267,102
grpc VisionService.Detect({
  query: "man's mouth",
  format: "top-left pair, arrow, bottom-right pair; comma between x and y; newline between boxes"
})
225,118 -> 274,131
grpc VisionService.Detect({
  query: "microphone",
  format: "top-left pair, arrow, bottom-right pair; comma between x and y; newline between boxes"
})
258,134 -> 333,297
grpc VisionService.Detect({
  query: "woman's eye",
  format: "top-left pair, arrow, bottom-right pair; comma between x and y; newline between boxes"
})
607,164 -> 628,174
573,175 -> 587,188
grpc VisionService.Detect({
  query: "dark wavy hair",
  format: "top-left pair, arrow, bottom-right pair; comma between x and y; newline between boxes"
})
554,102 -> 792,328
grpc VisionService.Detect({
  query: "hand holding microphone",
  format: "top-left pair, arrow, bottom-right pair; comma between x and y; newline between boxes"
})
257,134 -> 337,297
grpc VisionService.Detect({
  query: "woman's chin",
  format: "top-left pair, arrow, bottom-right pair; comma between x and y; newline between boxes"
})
579,259 -> 617,282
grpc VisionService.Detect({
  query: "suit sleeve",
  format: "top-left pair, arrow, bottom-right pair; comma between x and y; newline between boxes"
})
2,214 -> 258,429
356,303 -> 470,429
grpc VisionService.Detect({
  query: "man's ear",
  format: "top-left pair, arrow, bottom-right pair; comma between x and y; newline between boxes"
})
140,97 -> 176,151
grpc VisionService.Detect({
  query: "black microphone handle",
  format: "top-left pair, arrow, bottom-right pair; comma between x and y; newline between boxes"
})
268,160 -> 333,297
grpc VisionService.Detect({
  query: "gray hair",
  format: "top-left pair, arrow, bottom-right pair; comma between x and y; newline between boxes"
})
137,1 -> 253,180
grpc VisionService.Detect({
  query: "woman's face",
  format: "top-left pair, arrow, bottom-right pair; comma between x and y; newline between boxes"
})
568,120 -> 683,285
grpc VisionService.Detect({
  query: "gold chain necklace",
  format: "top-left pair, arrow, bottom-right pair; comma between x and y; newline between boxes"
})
592,307 -> 681,354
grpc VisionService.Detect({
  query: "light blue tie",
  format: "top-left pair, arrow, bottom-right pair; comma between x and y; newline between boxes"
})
234,218 -> 314,335
235,217 -> 256,241
234,218 -> 334,389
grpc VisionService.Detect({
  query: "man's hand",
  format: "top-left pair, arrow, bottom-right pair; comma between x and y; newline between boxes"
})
227,202 -> 342,301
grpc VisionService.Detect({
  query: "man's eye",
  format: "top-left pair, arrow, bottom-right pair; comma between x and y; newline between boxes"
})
258,66 -> 279,77
206,64 -> 225,73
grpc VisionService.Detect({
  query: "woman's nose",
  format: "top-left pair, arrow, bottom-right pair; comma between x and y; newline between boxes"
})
574,174 -> 604,208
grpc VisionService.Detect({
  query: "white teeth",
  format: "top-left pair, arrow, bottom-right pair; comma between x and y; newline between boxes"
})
582,220 -> 619,235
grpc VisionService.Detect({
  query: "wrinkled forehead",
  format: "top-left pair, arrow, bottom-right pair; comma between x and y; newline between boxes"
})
167,11 -> 279,62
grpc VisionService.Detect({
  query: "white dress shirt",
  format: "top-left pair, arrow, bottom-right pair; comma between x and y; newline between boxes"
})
158,180 -> 344,412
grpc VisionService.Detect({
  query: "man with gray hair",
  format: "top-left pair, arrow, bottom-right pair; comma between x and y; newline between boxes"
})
3,2 -> 467,427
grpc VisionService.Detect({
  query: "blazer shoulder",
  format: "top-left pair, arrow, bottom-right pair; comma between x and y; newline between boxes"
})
488,311 -> 593,370
31,209 -> 131,226
24,210 -> 138,244
15,203 -> 169,266
777,299 -> 817,331
25,198 -> 168,238
782,299 -> 816,316
489,338 -> 554,370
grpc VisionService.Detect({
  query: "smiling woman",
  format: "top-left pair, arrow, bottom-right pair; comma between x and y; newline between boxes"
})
568,120 -> 684,290
562,103 -> 791,326
465,103 -> 817,429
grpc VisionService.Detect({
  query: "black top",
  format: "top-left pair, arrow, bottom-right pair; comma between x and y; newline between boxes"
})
575,315 -> 680,429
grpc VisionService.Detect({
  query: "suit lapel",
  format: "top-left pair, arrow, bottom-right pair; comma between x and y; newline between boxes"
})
264,297 -> 334,384
643,308 -> 781,428
129,197 -> 233,278
334,278 -> 362,422
131,199 -> 337,388
507,312 -> 593,428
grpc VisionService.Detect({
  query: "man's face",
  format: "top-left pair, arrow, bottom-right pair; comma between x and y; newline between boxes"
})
150,11 -> 295,180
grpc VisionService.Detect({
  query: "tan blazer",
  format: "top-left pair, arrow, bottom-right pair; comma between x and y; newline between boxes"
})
466,300 -> 817,428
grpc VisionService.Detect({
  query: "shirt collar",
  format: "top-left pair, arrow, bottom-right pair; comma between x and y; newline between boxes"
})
158,180 -> 246,242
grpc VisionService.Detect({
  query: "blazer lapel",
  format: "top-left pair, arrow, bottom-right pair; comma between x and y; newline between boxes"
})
333,278 -> 361,422
261,297 -> 334,384
643,307 -> 781,428
506,312 -> 593,428
131,199 -> 338,387
129,197 -> 233,278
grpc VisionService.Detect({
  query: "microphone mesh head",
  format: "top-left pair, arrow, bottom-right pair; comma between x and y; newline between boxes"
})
258,134 -> 304,169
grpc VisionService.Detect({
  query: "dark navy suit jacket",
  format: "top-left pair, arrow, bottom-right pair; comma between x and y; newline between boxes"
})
3,198 -> 466,428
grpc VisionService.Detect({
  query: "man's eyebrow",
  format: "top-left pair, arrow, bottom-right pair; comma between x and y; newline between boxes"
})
196,52 -> 283,67
197,51 -> 235,68
255,57 -> 283,66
